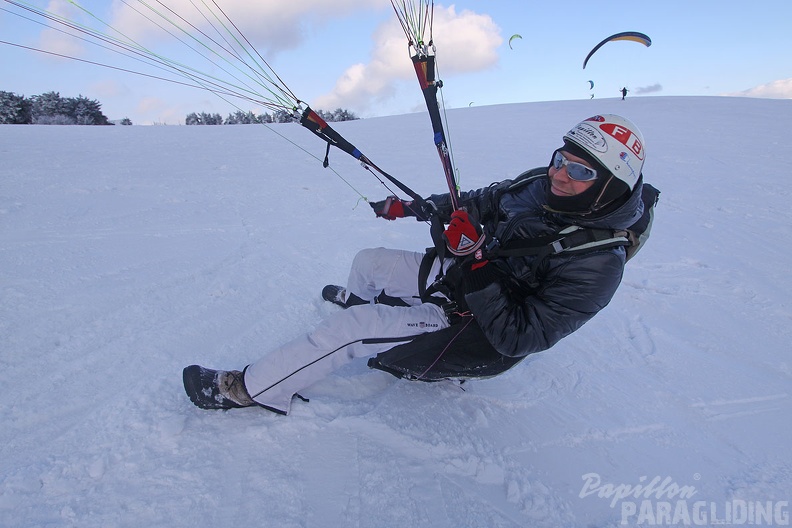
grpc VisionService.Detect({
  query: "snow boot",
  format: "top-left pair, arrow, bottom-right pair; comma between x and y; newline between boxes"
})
322,284 -> 348,307
183,365 -> 255,410
321,284 -> 367,309
322,285 -> 411,309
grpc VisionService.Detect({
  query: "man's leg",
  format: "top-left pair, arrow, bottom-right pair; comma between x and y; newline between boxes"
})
244,301 -> 449,414
346,247 -> 447,306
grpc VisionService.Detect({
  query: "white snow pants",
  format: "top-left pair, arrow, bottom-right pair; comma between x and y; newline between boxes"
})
244,247 -> 450,414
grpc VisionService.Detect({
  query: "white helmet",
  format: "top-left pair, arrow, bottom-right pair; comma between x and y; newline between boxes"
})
563,114 -> 645,190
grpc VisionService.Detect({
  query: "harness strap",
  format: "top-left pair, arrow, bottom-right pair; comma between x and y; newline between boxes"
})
417,247 -> 437,301
486,227 -> 630,258
417,247 -> 453,307
485,226 -> 632,288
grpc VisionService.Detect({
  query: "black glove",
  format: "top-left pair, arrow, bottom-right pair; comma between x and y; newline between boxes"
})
370,196 -> 431,221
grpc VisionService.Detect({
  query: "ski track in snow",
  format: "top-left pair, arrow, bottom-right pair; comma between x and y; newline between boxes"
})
2,97 -> 791,527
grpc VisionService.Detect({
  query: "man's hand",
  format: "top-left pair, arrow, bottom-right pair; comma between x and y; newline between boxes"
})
370,196 -> 428,220
443,210 -> 486,264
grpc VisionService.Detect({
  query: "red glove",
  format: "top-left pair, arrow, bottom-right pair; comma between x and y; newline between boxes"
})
443,210 -> 487,268
370,196 -> 416,220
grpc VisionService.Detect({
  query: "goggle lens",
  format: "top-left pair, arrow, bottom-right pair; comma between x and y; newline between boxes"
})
552,150 -> 598,182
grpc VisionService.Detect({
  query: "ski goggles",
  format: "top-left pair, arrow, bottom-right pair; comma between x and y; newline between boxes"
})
551,150 -> 598,182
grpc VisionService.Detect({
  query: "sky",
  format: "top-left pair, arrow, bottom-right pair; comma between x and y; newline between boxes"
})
2,96 -> 791,526
2,0 -> 792,124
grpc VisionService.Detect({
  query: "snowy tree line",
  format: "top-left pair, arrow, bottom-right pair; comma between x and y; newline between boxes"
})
0,91 -> 115,125
0,89 -> 358,126
186,108 -> 359,125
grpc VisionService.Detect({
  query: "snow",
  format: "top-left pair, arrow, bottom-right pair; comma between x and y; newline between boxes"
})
2,96 -> 791,527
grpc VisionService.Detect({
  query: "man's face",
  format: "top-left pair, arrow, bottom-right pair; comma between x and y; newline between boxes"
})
548,150 -> 598,196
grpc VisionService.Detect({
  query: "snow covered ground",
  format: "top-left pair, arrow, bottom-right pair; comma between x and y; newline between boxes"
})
2,96 -> 791,527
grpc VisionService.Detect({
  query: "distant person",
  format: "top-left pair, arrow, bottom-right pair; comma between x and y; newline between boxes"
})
621,87 -> 629,100
183,114 -> 654,416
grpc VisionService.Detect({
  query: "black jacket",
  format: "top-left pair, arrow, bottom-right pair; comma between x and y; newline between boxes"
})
428,168 -> 645,358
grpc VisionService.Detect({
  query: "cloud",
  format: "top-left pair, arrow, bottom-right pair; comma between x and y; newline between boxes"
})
310,25 -> 408,114
726,79 -> 792,99
313,5 -> 501,114
90,79 -> 129,98
109,0 -> 383,55
36,0 -> 85,58
635,83 -> 662,95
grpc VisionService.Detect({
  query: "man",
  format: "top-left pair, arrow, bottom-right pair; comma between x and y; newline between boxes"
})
184,114 -> 649,415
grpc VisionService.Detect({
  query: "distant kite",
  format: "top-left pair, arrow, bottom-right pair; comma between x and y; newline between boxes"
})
582,31 -> 651,69
588,80 -> 594,90
508,34 -> 522,50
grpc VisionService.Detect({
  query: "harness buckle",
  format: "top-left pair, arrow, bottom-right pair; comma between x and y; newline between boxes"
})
484,236 -> 500,257
442,301 -> 458,317
441,301 -> 463,324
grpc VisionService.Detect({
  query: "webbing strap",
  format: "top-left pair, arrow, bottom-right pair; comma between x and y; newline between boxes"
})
487,227 -> 630,259
485,227 -> 632,289
417,247 -> 451,307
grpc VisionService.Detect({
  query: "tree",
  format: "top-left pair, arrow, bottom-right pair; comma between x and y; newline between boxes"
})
25,91 -> 110,125
71,95 -> 110,125
185,112 -> 201,125
201,112 -> 223,125
272,109 -> 293,123
184,108 -> 359,125
0,91 -> 33,124
31,91 -> 72,124
185,111 -> 223,125
225,110 -> 259,124
331,108 -> 358,122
